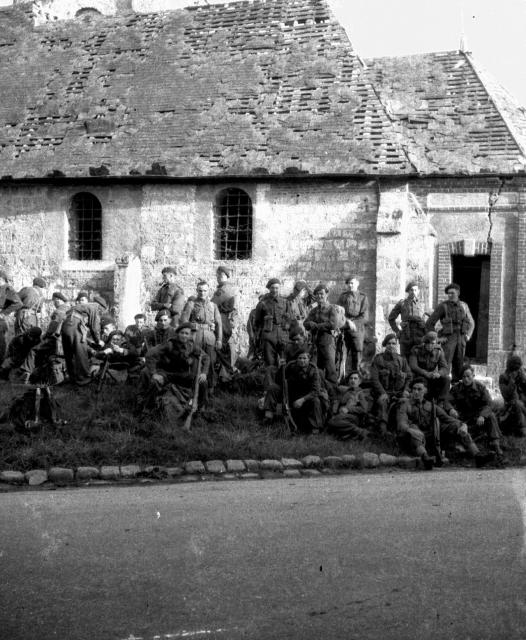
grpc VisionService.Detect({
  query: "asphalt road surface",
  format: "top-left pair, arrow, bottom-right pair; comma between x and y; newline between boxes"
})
2,469 -> 526,640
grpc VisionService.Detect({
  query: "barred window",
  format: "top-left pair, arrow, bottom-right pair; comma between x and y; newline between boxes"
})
68,192 -> 102,260
215,188 -> 253,260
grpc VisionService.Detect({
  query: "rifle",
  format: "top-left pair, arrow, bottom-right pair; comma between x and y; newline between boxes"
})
430,399 -> 444,467
183,353 -> 203,432
281,362 -> 298,433
96,356 -> 111,394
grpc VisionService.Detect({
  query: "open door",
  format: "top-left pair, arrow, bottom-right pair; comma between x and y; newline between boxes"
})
451,255 -> 490,362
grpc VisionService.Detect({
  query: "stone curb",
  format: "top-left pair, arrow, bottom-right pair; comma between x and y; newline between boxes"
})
0,452 -> 423,486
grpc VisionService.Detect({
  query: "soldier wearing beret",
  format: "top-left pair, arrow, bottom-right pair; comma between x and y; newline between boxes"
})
211,266 -> 239,378
150,266 -> 185,328
76,291 -> 89,305
304,284 -> 339,386
426,283 -> 475,382
15,276 -> 47,336
408,331 -> 450,401
388,281 -> 427,358
0,270 -> 22,363
254,278 -> 292,367
144,309 -> 177,350
370,333 -> 412,433
181,280 -> 222,392
338,275 -> 369,374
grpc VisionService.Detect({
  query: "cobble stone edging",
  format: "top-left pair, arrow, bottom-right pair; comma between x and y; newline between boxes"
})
0,453 -> 425,486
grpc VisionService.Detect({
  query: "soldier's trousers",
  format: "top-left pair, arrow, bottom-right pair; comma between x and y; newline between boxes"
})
261,326 -> 288,367
464,412 -> 502,446
441,333 -> 467,382
343,327 -> 364,373
500,400 -> 526,435
314,334 -> 338,385
290,396 -> 324,434
61,319 -> 91,385
400,423 -> 478,457
426,376 -> 450,401
327,410 -> 367,440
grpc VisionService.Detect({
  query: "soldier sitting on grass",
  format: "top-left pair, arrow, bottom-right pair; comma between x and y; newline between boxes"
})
327,370 -> 373,440
498,355 -> 526,437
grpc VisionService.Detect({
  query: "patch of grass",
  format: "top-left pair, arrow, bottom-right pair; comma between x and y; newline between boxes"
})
0,383 -> 525,471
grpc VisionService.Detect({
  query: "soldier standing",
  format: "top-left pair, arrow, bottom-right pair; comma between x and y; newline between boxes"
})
181,281 -> 222,393
287,280 -> 310,334
388,281 -> 427,358
0,270 -> 22,363
254,278 -> 292,367
338,275 -> 369,373
150,266 -> 185,328
211,266 -> 239,376
304,284 -> 339,386
426,283 -> 475,382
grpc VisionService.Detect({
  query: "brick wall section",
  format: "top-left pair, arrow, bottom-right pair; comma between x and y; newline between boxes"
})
515,205 -> 526,352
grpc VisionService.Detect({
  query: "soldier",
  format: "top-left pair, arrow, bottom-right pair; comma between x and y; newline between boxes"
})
211,266 -> 239,376
15,276 -> 47,336
137,322 -> 209,419
91,329 -> 142,381
388,281 -> 427,358
499,355 -> 526,437
254,278 -> 292,367
246,293 -> 264,360
263,348 -> 324,434
0,270 -> 22,363
181,280 -> 222,393
46,292 -> 70,337
285,328 -> 310,363
408,331 -> 450,401
287,280 -> 310,334
327,371 -> 373,440
397,377 -> 495,470
426,283 -> 475,382
144,309 -> 177,350
304,284 -> 339,386
61,295 -> 107,386
150,266 -> 185,328
445,364 -> 504,458
338,275 -> 369,373
370,333 -> 412,433
76,291 -> 89,305
124,313 -> 149,356
0,326 -> 42,383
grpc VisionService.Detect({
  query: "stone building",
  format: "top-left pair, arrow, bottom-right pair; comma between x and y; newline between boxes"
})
2,0 -> 526,375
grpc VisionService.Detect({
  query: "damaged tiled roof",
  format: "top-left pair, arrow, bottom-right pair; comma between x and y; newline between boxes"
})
0,0 -> 413,179
366,50 -> 526,174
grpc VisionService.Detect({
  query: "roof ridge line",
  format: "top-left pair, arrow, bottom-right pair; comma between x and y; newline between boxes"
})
463,51 -> 526,160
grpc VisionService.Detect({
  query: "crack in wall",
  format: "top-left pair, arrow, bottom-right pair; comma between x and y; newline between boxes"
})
487,177 -> 507,243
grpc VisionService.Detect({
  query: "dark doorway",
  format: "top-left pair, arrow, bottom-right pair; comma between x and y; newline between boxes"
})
451,255 -> 490,362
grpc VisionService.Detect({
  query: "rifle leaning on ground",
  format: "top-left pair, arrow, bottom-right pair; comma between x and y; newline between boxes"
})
96,356 -> 111,394
281,361 -> 298,433
183,353 -> 203,433
430,398 -> 444,467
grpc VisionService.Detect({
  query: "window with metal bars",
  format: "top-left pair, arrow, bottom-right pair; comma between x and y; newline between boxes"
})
68,192 -> 102,260
215,188 -> 253,260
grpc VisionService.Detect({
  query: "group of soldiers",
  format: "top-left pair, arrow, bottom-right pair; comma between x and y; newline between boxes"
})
0,266 -> 524,468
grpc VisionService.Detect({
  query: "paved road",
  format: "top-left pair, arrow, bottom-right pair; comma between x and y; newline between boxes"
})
2,469 -> 526,640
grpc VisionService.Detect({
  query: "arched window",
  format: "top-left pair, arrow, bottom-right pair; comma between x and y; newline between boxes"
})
68,192 -> 102,260
215,188 -> 253,260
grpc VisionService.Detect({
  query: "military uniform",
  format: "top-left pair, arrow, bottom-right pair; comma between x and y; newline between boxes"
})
15,286 -> 45,336
337,289 -> 369,372
0,284 -> 22,363
446,380 -> 502,448
327,386 -> 372,440
304,303 -> 339,385
499,367 -> 526,436
287,292 -> 309,334
426,300 -> 475,381
143,326 -> 177,350
124,324 -> 150,356
388,296 -> 426,358
180,298 -> 222,391
408,343 -> 449,400
61,302 -> 102,385
370,351 -> 412,427
151,281 -> 185,327
254,293 -> 292,367
0,329 -> 42,382
211,281 -> 239,373
396,396 -> 479,457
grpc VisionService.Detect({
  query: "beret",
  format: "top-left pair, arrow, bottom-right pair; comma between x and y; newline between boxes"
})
76,291 -> 89,301
410,376 -> 428,388
92,294 -> 107,310
313,284 -> 328,294
52,291 -> 67,302
294,280 -> 307,291
175,322 -> 193,333
345,275 -> 360,284
382,333 -> 398,347
423,331 -> 438,344
100,317 -> 116,328
289,328 -> 305,339
161,266 -> 177,275
28,326 -> 42,338
295,346 -> 311,356
216,266 -> 232,278
405,281 -> 418,293
507,355 -> 523,371
33,277 -> 46,288
155,309 -> 171,320
266,278 -> 280,289
445,282 -> 460,293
